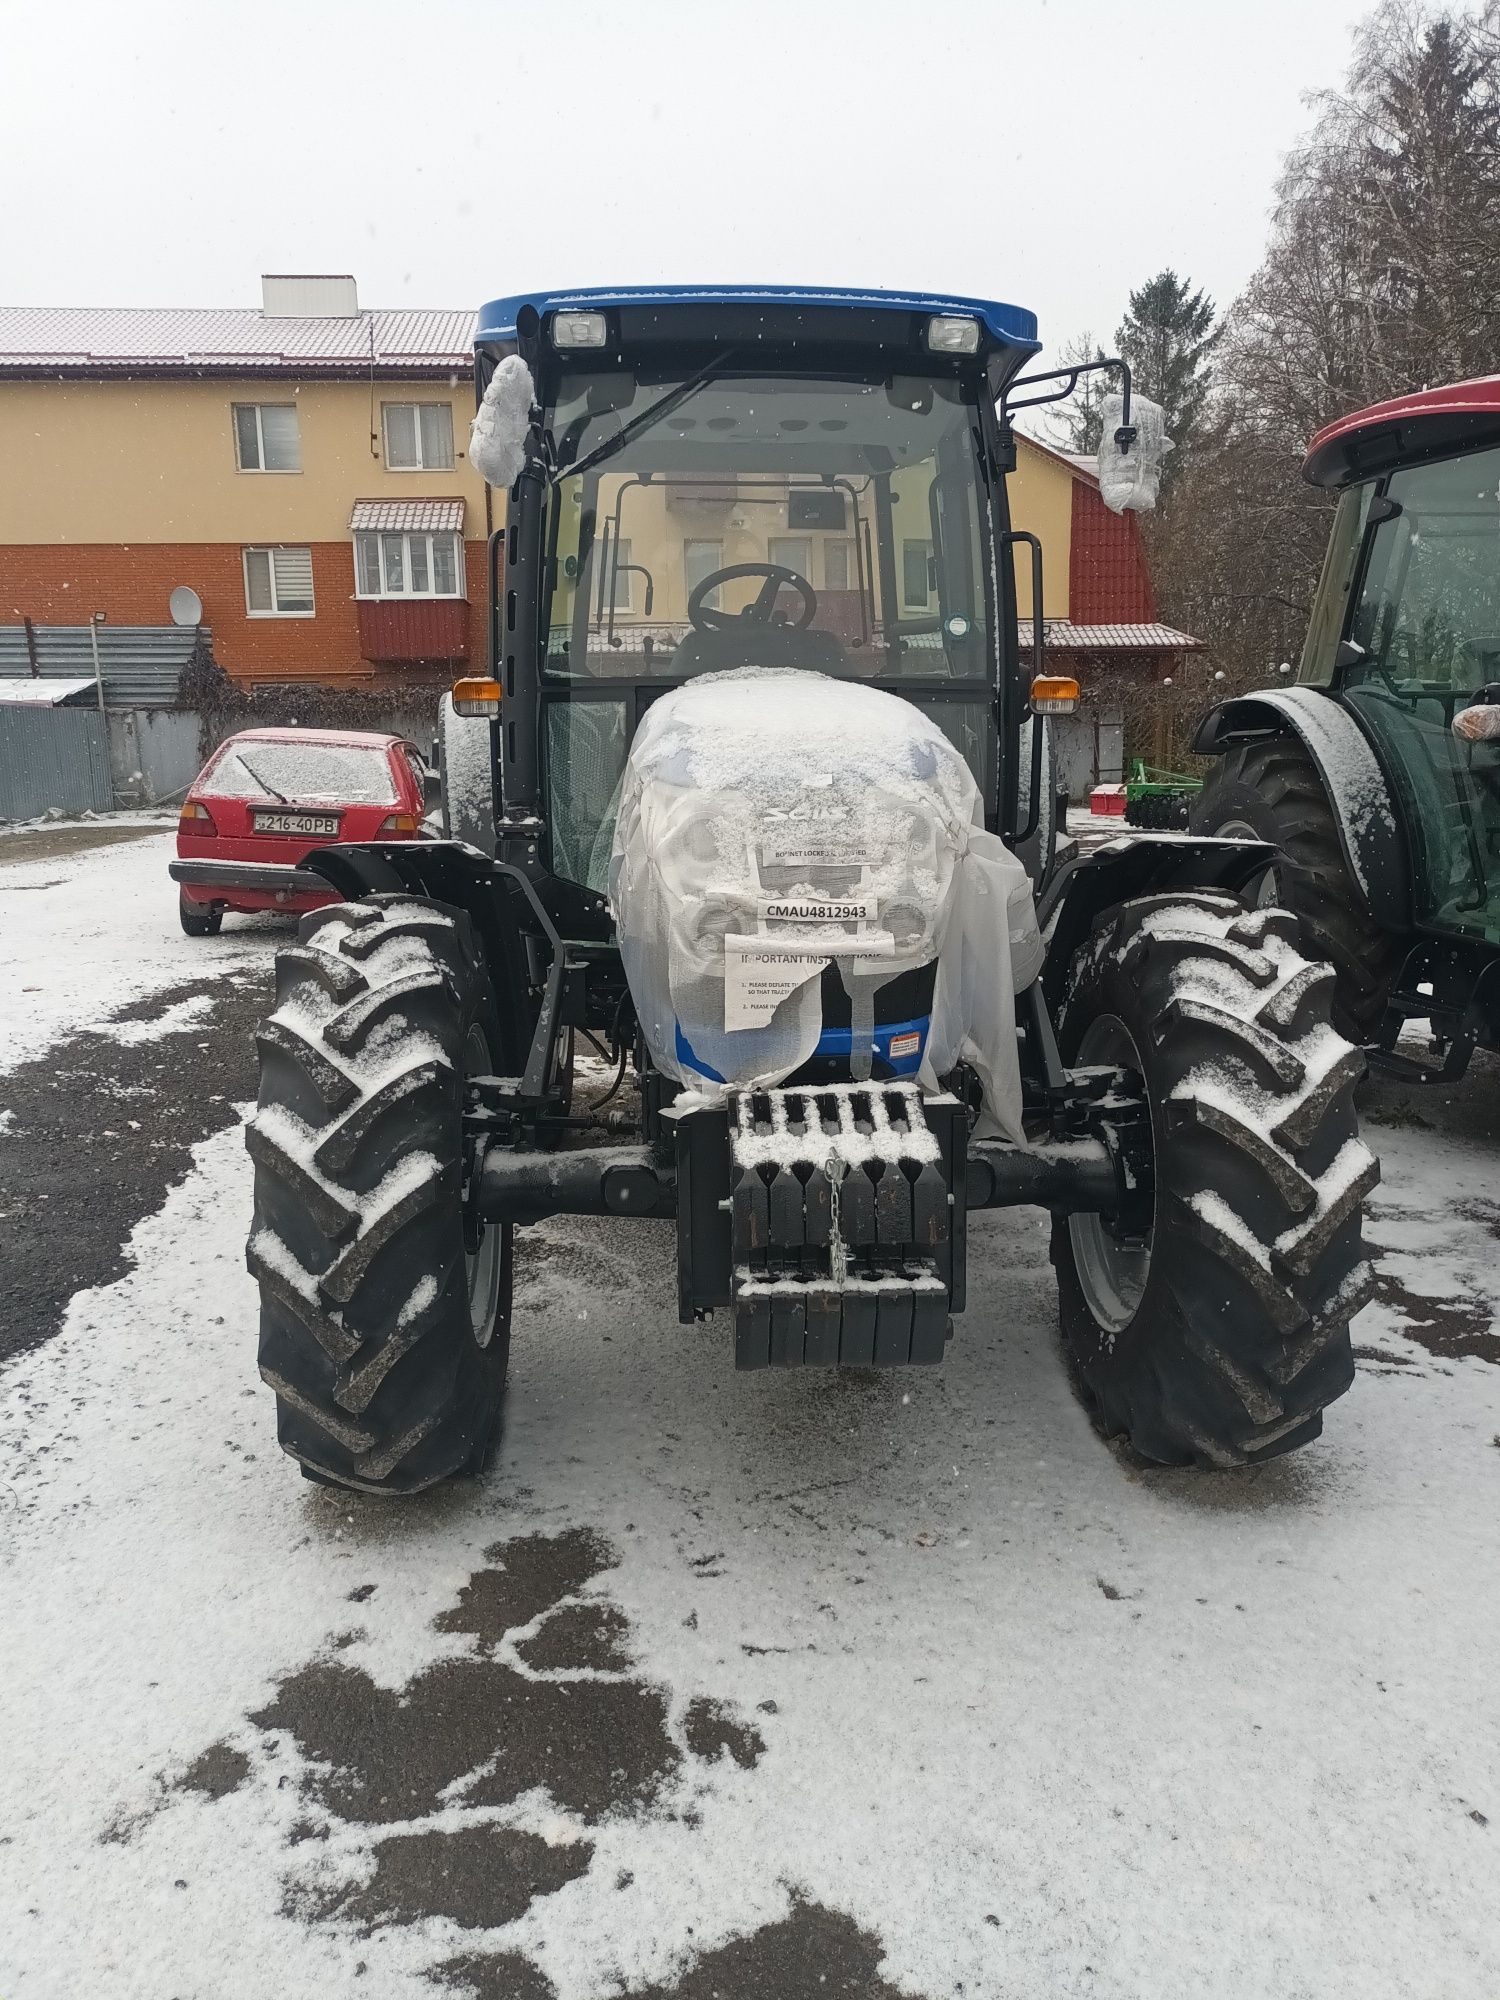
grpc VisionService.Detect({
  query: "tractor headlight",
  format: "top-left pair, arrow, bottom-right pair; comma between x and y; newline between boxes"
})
552,311 -> 609,349
925,315 -> 981,355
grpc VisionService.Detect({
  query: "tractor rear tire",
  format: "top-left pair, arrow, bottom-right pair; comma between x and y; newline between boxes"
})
247,893 -> 512,1495
1052,891 -> 1377,1468
1189,738 -> 1404,1042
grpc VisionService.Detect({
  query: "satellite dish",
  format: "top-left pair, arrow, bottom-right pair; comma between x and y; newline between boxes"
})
169,585 -> 203,627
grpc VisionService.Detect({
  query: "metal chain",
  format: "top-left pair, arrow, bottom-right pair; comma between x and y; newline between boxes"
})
826,1153 -> 848,1286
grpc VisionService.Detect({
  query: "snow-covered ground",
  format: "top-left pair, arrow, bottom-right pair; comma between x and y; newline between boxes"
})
0,821 -> 282,1076
2,828 -> 1498,2000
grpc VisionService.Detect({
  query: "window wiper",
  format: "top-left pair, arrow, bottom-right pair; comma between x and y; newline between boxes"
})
236,755 -> 289,803
555,348 -> 740,485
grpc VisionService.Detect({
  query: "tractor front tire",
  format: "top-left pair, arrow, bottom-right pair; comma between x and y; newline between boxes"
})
1189,738 -> 1404,1042
247,894 -> 512,1495
1053,891 -> 1377,1468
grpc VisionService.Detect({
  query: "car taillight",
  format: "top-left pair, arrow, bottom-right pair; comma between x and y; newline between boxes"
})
179,801 -> 216,834
378,813 -> 419,835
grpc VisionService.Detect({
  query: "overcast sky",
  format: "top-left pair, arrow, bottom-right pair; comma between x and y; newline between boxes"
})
7,0 -> 1381,356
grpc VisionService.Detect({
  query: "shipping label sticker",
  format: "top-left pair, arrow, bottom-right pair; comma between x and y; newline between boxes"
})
755,895 -> 876,927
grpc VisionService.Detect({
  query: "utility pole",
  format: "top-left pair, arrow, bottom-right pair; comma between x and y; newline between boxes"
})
89,611 -> 107,712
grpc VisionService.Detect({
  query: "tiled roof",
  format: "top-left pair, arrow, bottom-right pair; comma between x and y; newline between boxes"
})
0,306 -> 476,375
349,498 -> 467,533
1036,620 -> 1203,651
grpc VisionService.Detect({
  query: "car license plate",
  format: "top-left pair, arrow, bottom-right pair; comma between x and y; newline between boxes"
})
252,811 -> 340,836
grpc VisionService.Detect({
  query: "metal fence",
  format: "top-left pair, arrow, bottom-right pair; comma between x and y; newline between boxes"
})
0,624 -> 200,706
0,703 -> 113,818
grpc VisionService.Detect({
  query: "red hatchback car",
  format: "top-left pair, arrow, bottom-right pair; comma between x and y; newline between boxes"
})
173,727 -> 429,935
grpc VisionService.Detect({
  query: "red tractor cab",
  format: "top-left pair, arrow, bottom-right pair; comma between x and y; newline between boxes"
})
170,727 -> 429,935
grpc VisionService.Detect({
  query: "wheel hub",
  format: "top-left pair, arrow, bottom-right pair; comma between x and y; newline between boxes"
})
462,1024 -> 504,1348
1067,1014 -> 1154,1332
1214,818 -> 1280,908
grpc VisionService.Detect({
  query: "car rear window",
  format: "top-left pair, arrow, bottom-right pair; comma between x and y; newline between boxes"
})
199,739 -> 398,806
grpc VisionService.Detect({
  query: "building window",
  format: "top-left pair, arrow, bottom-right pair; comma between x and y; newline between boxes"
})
244,546 -> 315,616
354,530 -> 465,599
769,535 -> 811,581
610,537 -> 634,613
902,539 -> 934,610
383,403 -> 456,471
824,539 -> 854,590
233,404 -> 301,473
684,538 -> 723,608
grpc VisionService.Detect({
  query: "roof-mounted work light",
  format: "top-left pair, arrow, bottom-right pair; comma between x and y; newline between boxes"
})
925,315 -> 981,355
552,311 -> 609,350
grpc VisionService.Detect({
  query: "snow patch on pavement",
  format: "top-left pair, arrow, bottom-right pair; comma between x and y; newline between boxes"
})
0,829 -> 277,1075
2,1105 -> 1499,1996
85,992 -> 220,1045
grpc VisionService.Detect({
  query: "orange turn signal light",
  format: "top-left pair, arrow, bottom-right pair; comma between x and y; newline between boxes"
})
378,813 -> 420,834
453,676 -> 502,718
1031,674 -> 1080,715
179,800 -> 213,823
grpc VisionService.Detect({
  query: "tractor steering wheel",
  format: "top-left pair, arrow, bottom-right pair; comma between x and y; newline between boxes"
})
687,562 -> 818,634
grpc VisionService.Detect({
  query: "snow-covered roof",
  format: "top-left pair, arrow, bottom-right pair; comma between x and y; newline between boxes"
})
1015,430 -> 1101,483
349,498 -> 467,533
1038,620 -> 1203,652
0,306 -> 476,377
534,619 -> 1201,658
0,676 -> 95,706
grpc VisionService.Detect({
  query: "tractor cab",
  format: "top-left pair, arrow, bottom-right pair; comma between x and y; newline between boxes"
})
1195,375 -> 1500,1073
1299,381 -> 1500,947
470,287 -> 1052,915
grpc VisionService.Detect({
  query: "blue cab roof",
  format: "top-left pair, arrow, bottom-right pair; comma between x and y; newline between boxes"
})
475,284 -> 1039,355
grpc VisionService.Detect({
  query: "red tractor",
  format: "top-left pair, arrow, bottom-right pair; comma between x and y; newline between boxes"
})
1194,377 -> 1500,1079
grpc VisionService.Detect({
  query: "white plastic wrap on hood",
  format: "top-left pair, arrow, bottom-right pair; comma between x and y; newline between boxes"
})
1096,392 -> 1172,513
608,669 -> 1040,1142
468,355 -> 535,491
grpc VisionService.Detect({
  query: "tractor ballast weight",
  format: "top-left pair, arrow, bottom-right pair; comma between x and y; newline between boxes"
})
245,287 -> 1376,1495
1193,375 -> 1500,1078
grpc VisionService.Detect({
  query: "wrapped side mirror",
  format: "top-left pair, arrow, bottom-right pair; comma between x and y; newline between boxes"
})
1453,702 -> 1500,743
1097,393 -> 1172,513
469,355 -> 536,491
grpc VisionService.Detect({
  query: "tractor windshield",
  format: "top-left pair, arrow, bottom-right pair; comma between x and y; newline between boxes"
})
1340,444 -> 1500,942
537,366 -> 999,888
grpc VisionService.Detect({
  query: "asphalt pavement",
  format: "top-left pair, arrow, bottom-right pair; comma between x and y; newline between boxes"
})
2,828 -> 1499,2000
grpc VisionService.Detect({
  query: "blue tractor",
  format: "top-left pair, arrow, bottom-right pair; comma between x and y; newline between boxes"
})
240,287 -> 1375,1493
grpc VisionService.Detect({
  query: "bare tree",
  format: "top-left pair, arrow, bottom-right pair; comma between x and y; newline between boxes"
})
1039,329 -> 1113,454
1230,0 -> 1500,434
1144,0 -> 1500,753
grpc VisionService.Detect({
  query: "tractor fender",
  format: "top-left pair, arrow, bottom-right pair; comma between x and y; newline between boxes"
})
300,838 -> 534,1071
1039,833 -> 1279,1012
1193,687 -> 1408,928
